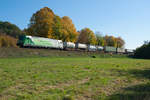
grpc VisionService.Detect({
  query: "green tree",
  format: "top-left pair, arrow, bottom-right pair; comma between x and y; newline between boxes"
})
27,7 -> 55,38
77,28 -> 96,45
52,15 -> 63,40
95,32 -> 105,46
0,21 -> 22,38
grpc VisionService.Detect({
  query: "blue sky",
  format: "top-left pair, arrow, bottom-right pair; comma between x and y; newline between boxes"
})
0,0 -> 150,49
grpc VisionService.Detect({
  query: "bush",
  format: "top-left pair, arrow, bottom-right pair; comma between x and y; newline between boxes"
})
0,34 -> 17,47
134,42 -> 150,59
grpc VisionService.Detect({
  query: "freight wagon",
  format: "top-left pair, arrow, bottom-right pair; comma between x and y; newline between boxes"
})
104,46 -> 117,53
63,42 -> 75,50
97,46 -> 104,51
125,49 -> 134,54
117,48 -> 125,53
88,45 -> 97,51
75,43 -> 87,50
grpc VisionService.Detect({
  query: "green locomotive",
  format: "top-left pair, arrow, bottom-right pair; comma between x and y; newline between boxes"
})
17,35 -> 63,49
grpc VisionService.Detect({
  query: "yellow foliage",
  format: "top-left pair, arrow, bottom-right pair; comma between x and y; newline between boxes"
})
61,16 -> 78,42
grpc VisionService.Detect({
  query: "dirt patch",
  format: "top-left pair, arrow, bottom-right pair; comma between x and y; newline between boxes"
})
40,78 -> 90,92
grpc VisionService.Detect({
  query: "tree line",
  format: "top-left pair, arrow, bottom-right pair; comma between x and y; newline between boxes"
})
0,7 -> 125,48
25,7 -> 125,47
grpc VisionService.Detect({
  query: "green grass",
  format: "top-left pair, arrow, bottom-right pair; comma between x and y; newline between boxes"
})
0,48 -> 148,100
0,57 -> 150,100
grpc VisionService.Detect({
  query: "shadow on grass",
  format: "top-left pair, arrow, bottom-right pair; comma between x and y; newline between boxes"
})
106,68 -> 150,100
108,59 -> 150,78
107,83 -> 150,100
129,69 -> 150,79
114,68 -> 150,79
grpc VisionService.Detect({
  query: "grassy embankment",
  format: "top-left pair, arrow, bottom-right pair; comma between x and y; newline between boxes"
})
0,47 -> 127,58
0,48 -> 150,100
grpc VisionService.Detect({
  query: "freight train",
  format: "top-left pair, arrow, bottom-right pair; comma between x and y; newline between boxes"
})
17,35 -> 134,54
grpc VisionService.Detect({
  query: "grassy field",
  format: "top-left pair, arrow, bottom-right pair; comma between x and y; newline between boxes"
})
0,56 -> 150,100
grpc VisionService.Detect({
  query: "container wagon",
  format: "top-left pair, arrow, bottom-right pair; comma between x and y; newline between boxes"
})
117,48 -> 125,53
104,46 -> 117,53
75,43 -> 87,50
88,45 -> 97,51
97,46 -> 104,51
63,42 -> 76,50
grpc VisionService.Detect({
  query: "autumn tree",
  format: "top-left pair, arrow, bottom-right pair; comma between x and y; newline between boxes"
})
52,16 -> 78,42
77,28 -> 96,45
61,16 -> 78,42
103,35 -> 125,47
116,37 -> 125,48
104,35 -> 117,47
26,7 -> 78,42
27,7 -> 55,38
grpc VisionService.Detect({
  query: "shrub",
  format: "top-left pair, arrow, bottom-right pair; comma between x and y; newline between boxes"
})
0,34 -> 17,47
134,42 -> 150,59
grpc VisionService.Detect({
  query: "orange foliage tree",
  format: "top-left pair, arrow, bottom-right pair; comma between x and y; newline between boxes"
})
104,35 -> 125,48
77,28 -> 97,45
27,7 -> 55,38
61,16 -> 78,42
27,7 -> 78,42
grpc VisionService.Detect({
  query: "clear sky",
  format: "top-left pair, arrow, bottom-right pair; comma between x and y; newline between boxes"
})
0,0 -> 150,49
